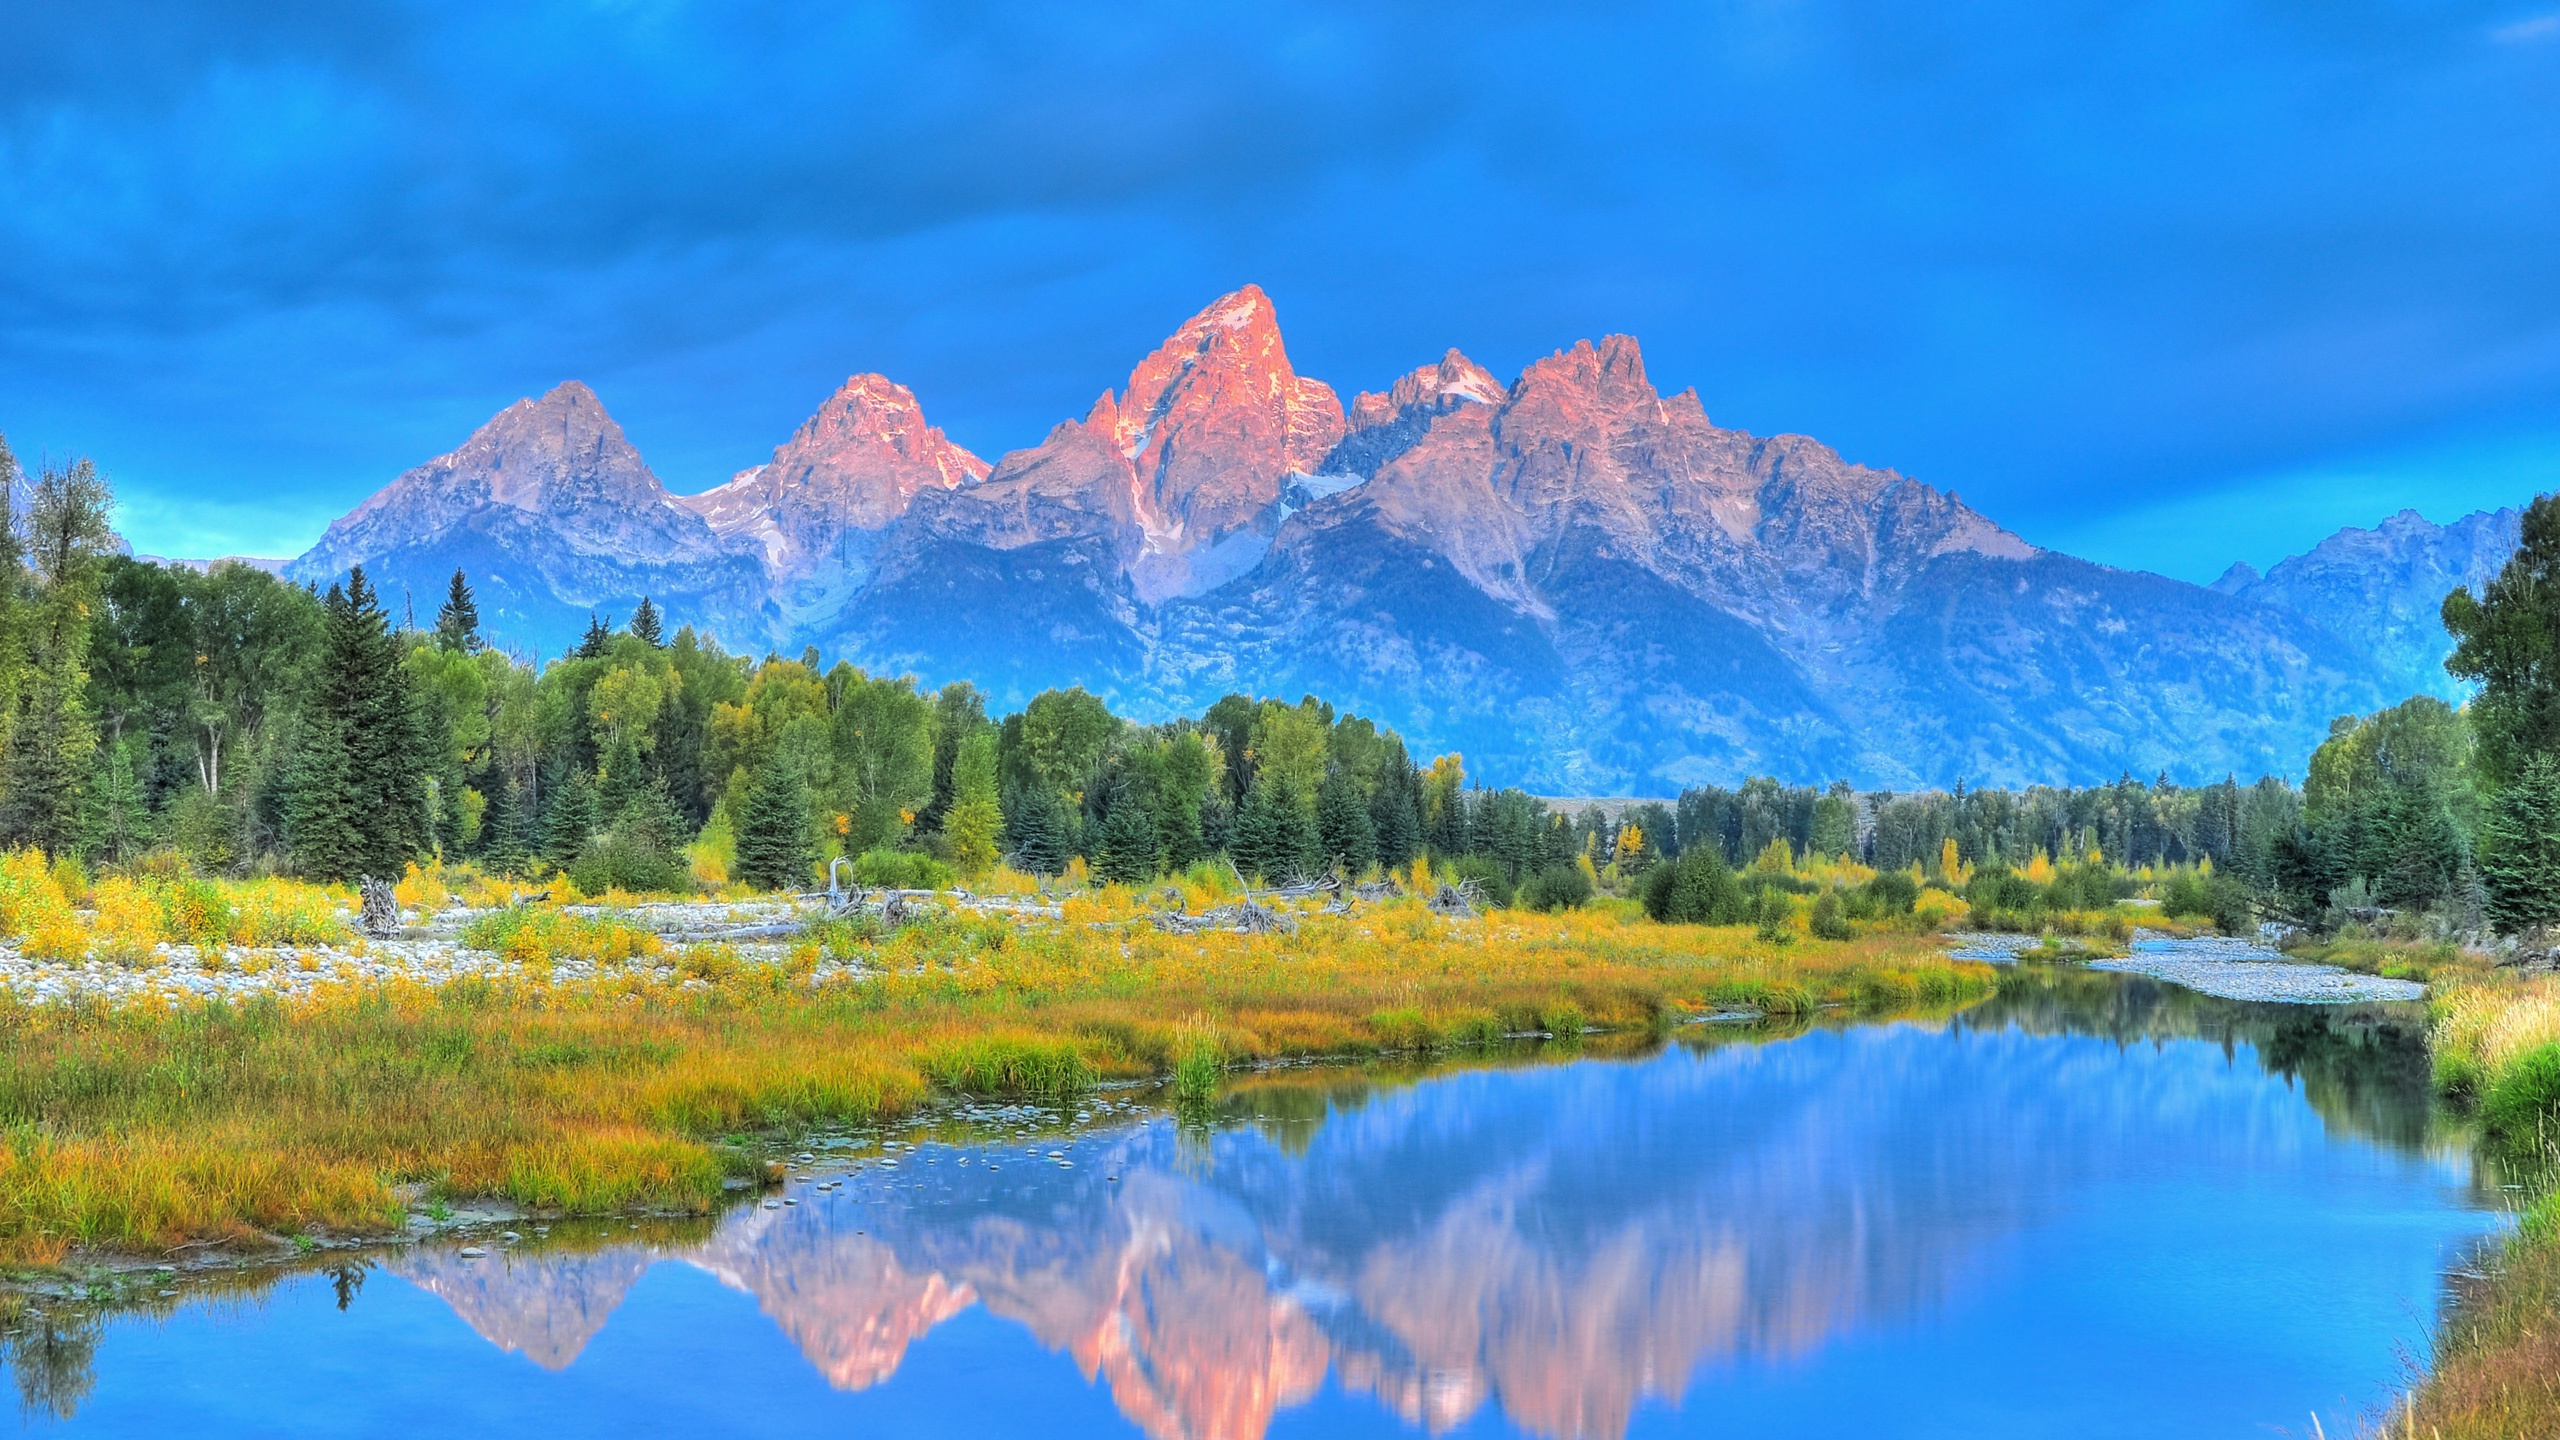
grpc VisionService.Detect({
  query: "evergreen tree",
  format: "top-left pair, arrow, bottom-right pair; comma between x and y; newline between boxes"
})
479,776 -> 530,875
574,613 -> 612,660
944,729 -> 1003,877
1641,846 -> 1751,924
1157,793 -> 1207,873
82,735 -> 148,865
321,569 -> 429,881
284,700 -> 360,879
1095,792 -> 1159,886
1006,783 -> 1073,877
1370,765 -> 1421,870
2481,753 -> 2560,932
629,596 -> 664,647
734,758 -> 814,891
1316,767 -> 1377,874
0,459 -> 114,854
1233,775 -> 1316,882
1197,792 -> 1235,861
434,569 -> 482,653
540,770 -> 599,873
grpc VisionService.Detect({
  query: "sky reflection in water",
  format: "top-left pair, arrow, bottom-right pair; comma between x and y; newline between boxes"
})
8,974 -> 2505,1438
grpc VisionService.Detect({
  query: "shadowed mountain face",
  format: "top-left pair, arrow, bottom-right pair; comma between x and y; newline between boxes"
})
2215,507 -> 2522,705
289,293 -> 2493,788
370,992 -> 2456,1440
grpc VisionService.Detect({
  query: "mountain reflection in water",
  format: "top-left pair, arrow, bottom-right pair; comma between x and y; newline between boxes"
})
6,974 -> 2500,1440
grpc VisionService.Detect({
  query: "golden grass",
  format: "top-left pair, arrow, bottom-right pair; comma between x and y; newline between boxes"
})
2393,1191 -> 2560,1440
0,879 -> 1994,1261
2384,972 -> 2560,1439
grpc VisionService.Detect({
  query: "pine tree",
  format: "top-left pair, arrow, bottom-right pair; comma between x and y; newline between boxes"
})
628,596 -> 664,647
1157,795 -> 1207,874
1095,792 -> 1159,886
2482,753 -> 2560,933
0,459 -> 113,855
1316,767 -> 1377,874
434,569 -> 482,653
285,694 -> 360,880
1233,775 -> 1316,883
541,770 -> 599,873
1370,768 -> 1421,871
479,776 -> 530,875
575,613 -> 612,660
734,758 -> 814,891
82,735 -> 148,865
318,568 -> 430,881
1006,784 -> 1072,877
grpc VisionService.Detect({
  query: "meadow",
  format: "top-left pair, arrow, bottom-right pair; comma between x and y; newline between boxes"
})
0,855 -> 1997,1263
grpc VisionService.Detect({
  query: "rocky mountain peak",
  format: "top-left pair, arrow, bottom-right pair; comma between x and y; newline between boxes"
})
287,381 -> 765,654
681,373 -> 989,576
1090,284 -> 1345,534
1349,349 -> 1507,431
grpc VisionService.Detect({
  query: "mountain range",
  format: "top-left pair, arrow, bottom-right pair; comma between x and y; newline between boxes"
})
283,286 -> 2523,792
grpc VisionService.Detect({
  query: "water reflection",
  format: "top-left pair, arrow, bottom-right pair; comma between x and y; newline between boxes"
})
5,975 -> 2500,1439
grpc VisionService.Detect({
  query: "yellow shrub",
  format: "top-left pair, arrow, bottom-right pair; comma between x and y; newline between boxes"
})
91,876 -> 164,966
233,879 -> 350,946
0,849 -> 73,939
21,919 -> 86,962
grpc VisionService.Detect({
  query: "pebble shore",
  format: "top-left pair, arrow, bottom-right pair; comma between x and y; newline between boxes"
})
0,899 -> 852,1007
1947,929 -> 2424,1003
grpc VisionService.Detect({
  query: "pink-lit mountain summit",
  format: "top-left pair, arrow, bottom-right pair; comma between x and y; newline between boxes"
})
289,287 -> 2491,791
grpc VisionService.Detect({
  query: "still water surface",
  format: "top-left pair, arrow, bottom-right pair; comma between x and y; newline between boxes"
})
5,972 -> 2509,1438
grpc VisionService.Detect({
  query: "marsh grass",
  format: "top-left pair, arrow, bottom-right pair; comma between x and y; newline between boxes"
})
0,886 -> 1992,1261
2377,972 -> 2560,1438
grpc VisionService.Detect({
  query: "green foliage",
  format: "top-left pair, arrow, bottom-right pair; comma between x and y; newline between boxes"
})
1809,788 -> 1856,858
1,458 -> 115,855
1005,782 -> 1073,877
1517,862 -> 1592,913
849,848 -> 954,891
831,669 -> 934,851
944,728 -> 1002,877
1015,687 -> 1119,801
1231,774 -> 1317,883
1094,793 -> 1159,885
1843,871 -> 1919,920
733,757 -> 815,893
1753,889 -> 1796,943
1809,889 -> 1854,940
2157,867 -> 2256,934
2481,753 -> 2560,932
433,570 -> 482,654
540,772 -> 599,873
1640,846 -> 1751,924
1315,767 -> 1377,874
1442,853 -> 1514,908
2445,492 -> 2560,789
286,569 -> 427,882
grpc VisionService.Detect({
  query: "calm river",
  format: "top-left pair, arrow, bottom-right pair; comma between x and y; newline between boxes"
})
2,970 -> 2510,1438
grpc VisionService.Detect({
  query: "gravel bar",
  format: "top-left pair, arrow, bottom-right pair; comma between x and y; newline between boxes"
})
1946,929 -> 2423,1003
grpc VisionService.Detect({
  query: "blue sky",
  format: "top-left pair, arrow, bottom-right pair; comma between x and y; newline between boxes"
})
3,1 -> 2556,580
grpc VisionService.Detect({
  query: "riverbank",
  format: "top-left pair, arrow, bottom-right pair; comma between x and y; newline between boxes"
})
0,880 -> 1994,1264
2395,971 -> 2560,1439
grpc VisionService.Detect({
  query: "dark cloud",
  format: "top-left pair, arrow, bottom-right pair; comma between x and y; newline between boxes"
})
2,0 -> 2556,568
